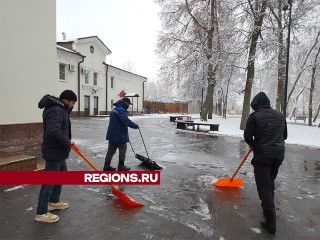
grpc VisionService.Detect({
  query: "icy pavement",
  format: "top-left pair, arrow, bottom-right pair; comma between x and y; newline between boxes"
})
0,115 -> 319,240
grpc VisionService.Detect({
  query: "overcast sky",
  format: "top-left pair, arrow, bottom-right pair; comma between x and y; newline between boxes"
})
56,0 -> 161,81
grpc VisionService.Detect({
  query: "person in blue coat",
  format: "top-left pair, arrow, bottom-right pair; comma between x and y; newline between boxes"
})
103,97 -> 139,171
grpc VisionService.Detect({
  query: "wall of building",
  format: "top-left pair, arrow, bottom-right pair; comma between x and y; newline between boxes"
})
57,48 -> 83,112
0,0 -> 57,124
0,0 -> 57,151
107,65 -> 145,114
76,40 -> 108,116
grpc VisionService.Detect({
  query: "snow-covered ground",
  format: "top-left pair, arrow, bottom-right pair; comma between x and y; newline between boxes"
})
130,114 -> 320,149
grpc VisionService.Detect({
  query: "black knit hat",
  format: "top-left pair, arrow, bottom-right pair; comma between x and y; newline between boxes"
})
60,90 -> 77,102
122,97 -> 133,105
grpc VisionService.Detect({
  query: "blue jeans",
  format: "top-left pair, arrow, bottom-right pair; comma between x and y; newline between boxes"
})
36,159 -> 67,215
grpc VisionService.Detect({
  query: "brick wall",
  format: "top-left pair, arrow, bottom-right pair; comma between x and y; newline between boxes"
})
0,123 -> 43,152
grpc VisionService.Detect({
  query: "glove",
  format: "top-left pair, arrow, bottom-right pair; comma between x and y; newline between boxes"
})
70,139 -> 76,145
135,124 -> 139,129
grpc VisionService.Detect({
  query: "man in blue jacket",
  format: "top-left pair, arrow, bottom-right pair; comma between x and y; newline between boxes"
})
35,90 -> 77,223
244,92 -> 287,234
103,97 -> 139,171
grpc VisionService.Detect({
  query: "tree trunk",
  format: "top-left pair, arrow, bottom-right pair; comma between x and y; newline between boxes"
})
240,0 -> 268,130
308,66 -> 316,126
223,75 -> 230,119
313,104 -> 320,123
275,1 -> 286,111
201,63 -> 218,121
308,46 -> 320,126
200,0 -> 216,121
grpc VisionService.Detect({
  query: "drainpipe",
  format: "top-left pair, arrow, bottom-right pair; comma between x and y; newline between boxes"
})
143,78 -> 147,109
77,55 -> 85,116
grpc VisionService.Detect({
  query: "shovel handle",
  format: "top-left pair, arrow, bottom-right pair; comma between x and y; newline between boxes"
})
230,147 -> 253,182
71,144 -> 118,191
138,128 -> 150,159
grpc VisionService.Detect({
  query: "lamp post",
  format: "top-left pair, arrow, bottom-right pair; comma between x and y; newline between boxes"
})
283,0 -> 293,118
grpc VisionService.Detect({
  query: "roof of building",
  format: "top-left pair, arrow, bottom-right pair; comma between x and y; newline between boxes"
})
103,63 -> 147,80
56,45 -> 84,57
57,36 -> 111,55
125,93 -> 140,97
77,36 -> 112,54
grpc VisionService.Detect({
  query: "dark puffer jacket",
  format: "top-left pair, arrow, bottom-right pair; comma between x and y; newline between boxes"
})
244,92 -> 287,159
106,99 -> 139,143
38,95 -> 71,160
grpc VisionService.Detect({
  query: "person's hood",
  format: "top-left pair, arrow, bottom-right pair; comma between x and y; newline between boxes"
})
113,99 -> 129,110
38,94 -> 66,109
250,92 -> 270,111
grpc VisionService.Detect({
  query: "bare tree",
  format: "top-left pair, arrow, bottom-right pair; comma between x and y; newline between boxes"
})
308,45 -> 320,125
240,0 -> 269,130
122,57 -> 136,73
287,31 -> 320,106
268,0 -> 286,111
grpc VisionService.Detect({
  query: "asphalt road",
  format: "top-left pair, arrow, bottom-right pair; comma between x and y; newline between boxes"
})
0,116 -> 319,240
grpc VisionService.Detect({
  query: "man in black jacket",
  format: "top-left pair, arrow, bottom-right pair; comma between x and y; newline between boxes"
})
35,90 -> 77,223
244,92 -> 287,234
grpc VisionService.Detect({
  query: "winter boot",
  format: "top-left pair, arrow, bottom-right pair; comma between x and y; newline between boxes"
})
118,161 -> 131,171
261,208 -> 276,234
103,160 -> 116,171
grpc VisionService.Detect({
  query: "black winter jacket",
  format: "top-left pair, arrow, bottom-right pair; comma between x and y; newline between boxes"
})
244,92 -> 287,159
38,95 -> 71,160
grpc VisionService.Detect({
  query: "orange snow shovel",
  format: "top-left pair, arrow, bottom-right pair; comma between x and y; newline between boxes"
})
71,144 -> 144,207
213,147 -> 252,187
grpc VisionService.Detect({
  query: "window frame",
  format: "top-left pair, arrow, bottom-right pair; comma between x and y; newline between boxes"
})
59,63 -> 66,81
111,76 -> 114,89
93,72 -> 98,86
85,70 -> 90,84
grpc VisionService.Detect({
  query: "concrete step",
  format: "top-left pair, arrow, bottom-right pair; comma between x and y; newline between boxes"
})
0,152 -> 37,171
0,150 -> 39,192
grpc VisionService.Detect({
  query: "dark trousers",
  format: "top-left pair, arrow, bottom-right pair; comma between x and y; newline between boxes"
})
105,142 -> 127,164
253,157 -> 283,209
36,159 -> 67,215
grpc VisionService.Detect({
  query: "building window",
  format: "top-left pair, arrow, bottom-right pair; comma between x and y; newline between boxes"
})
111,99 -> 114,109
59,63 -> 66,80
85,71 -> 90,84
111,77 -> 114,89
93,72 -> 98,86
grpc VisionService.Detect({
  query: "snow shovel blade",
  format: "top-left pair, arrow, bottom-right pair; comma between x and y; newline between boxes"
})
111,185 -> 144,207
71,144 -> 144,207
213,178 -> 243,187
135,154 -> 163,170
213,148 -> 252,188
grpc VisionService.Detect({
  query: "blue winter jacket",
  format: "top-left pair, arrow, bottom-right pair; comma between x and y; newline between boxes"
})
106,99 -> 139,143
38,95 -> 71,160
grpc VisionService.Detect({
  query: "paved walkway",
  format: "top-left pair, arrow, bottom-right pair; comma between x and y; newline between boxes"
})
1,116 -> 319,239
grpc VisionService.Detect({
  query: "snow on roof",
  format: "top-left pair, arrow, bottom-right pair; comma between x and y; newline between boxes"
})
125,93 -> 140,97
57,45 -> 82,56
153,96 -> 188,103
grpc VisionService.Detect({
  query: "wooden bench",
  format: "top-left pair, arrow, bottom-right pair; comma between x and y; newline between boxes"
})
192,122 -> 219,131
169,115 -> 192,122
175,120 -> 219,131
175,120 -> 194,130
295,116 -> 307,123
